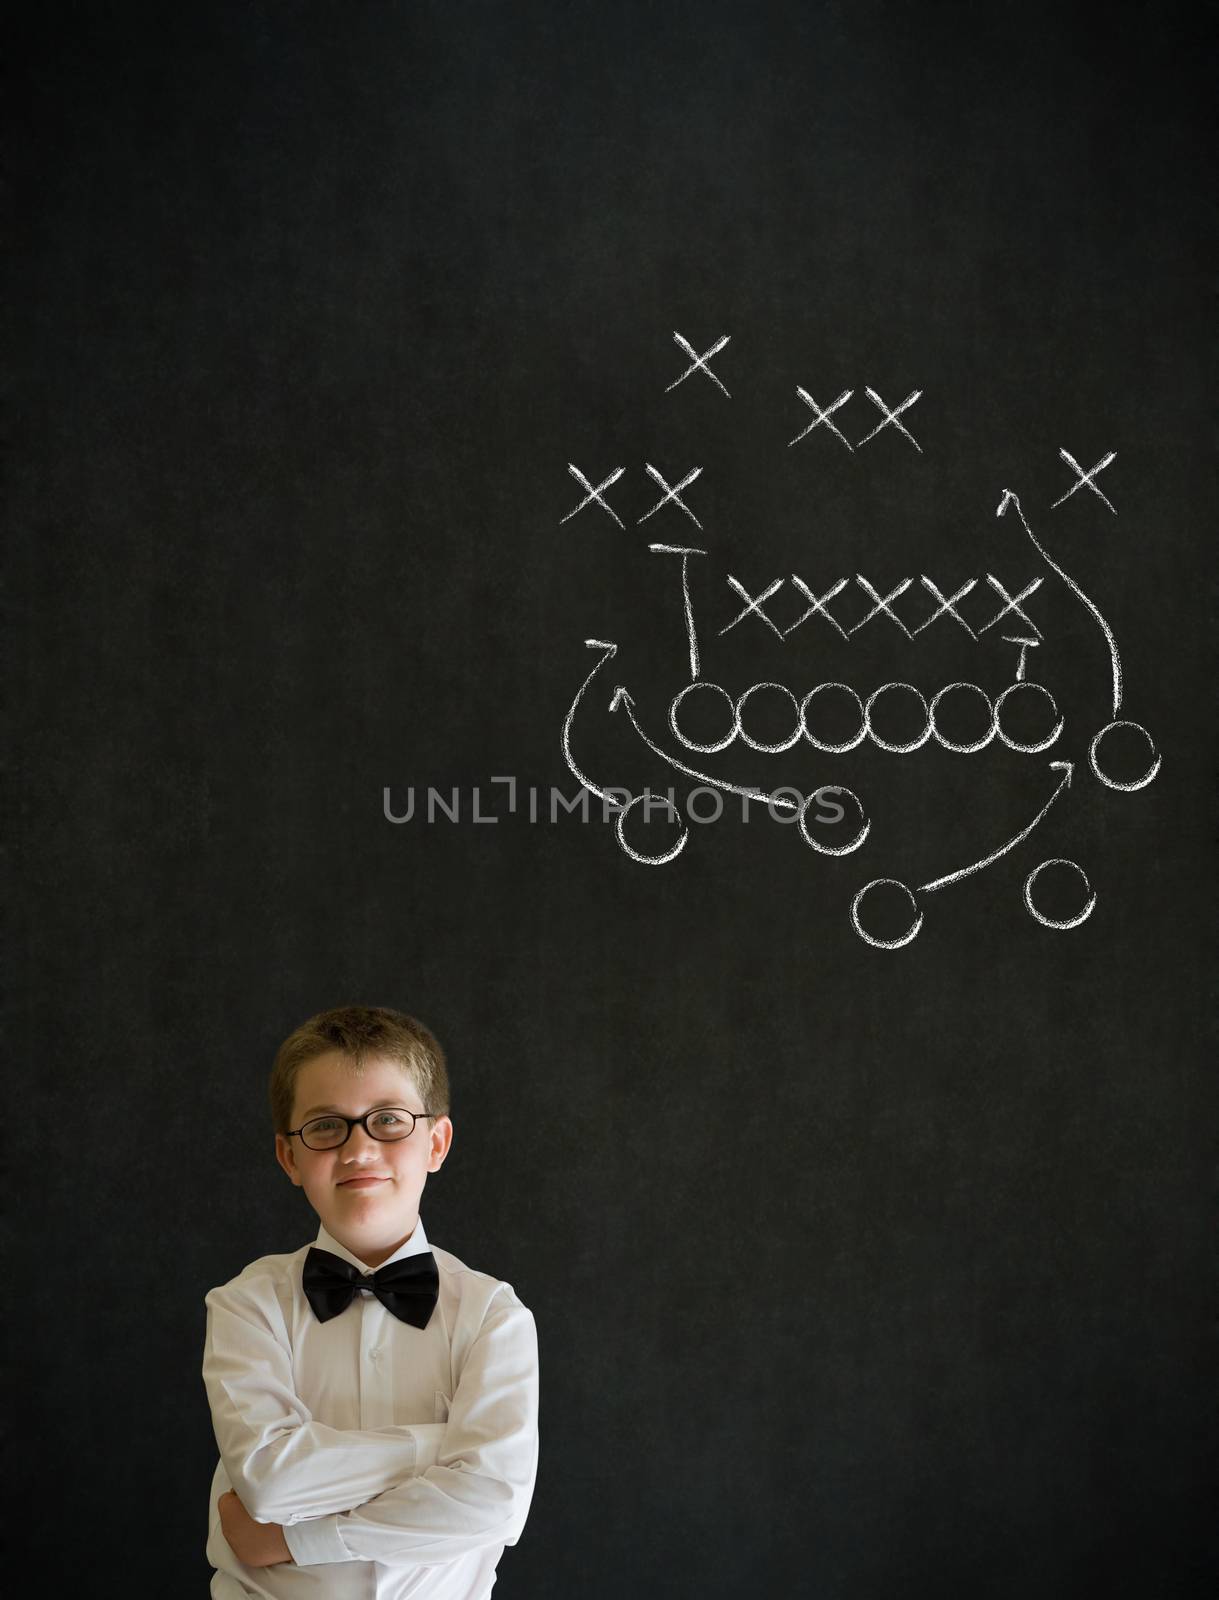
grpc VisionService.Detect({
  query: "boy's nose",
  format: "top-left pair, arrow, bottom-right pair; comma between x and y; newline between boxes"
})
342,1123 -> 382,1159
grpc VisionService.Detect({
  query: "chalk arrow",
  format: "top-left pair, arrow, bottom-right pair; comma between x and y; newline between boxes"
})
561,640 -> 621,806
997,489 -> 1122,715
610,685 -> 800,812
919,760 -> 1074,893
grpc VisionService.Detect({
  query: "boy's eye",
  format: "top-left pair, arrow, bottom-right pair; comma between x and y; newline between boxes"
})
371,1110 -> 405,1128
310,1118 -> 344,1134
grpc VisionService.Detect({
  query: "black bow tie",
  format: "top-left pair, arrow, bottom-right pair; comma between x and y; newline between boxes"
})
303,1246 -> 439,1328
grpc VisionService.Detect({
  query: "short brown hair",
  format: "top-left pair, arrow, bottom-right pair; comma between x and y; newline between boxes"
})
269,1005 -> 450,1134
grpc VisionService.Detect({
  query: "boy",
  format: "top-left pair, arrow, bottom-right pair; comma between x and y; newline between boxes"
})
202,1006 -> 540,1599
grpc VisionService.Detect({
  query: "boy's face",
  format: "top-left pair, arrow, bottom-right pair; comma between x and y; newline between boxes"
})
275,1051 -> 453,1268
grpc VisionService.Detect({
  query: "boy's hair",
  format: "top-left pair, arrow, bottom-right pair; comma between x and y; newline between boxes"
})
270,1005 -> 450,1134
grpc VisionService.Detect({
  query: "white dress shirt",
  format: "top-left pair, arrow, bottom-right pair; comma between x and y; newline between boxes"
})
202,1217 -> 539,1600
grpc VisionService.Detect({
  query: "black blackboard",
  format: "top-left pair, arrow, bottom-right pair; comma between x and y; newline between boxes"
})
11,3 -> 1215,1594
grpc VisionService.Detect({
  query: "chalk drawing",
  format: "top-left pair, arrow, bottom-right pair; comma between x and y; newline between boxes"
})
665,332 -> 731,398
851,879 -> 924,950
993,682 -> 1064,754
912,578 -> 978,638
1002,635 -> 1040,682
638,463 -> 705,529
719,576 -> 786,639
561,639 -> 626,811
650,544 -> 706,682
928,682 -> 996,754
1023,859 -> 1098,929
554,344 -> 1158,944
998,490 -> 1121,713
789,388 -> 854,450
978,574 -> 1044,638
1089,720 -> 1161,791
1051,448 -> 1117,515
848,576 -> 915,638
799,787 -> 870,857
856,387 -> 923,452
614,791 -> 690,866
559,464 -> 625,528
920,761 -> 1074,893
610,684 -> 799,814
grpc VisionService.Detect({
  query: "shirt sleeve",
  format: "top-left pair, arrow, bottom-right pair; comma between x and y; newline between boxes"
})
203,1277 -> 445,1525
282,1288 -> 539,1568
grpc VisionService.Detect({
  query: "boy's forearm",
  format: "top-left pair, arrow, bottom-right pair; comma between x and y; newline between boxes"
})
283,1453 -> 537,1568
219,1420 -> 449,1525
204,1286 -> 452,1525
283,1302 -> 539,1568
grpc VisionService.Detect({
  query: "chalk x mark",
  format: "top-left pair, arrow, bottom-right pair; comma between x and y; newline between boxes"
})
787,577 -> 850,640
638,463 -> 704,529
1052,449 -> 1117,515
848,576 -> 914,639
978,575 -> 1044,637
919,761 -> 1074,893
857,387 -> 923,452
720,575 -> 786,639
998,489 -> 1122,714
913,577 -> 978,639
789,388 -> 854,450
665,332 -> 731,398
559,465 -> 625,528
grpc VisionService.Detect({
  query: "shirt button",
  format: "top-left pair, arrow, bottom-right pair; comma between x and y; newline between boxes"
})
369,1346 -> 381,1362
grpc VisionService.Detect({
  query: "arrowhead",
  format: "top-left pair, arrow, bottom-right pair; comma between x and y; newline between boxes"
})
996,490 -> 1018,517
1050,760 -> 1074,787
609,686 -> 634,712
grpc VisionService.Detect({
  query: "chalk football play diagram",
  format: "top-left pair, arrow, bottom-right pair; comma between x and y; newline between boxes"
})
560,333 -> 1160,949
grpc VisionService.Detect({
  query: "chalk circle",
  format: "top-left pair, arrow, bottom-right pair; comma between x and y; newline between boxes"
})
1088,719 -> 1161,791
800,682 -> 867,753
614,791 -> 688,866
929,682 -> 997,753
736,681 -> 803,753
864,682 -> 932,753
850,878 -> 923,949
798,785 -> 870,856
1022,858 -> 1096,930
669,682 -> 738,753
994,681 -> 1063,753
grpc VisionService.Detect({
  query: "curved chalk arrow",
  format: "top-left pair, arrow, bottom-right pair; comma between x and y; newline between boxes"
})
997,490 -> 1123,715
919,760 -> 1074,892
561,639 -> 623,805
610,685 -> 800,812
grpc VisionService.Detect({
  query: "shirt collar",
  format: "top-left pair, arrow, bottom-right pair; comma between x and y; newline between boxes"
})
314,1216 -> 430,1273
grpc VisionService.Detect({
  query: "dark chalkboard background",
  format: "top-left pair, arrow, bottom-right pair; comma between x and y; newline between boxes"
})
11,3 -> 1216,1594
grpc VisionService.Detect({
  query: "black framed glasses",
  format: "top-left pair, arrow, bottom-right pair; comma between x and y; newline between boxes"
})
286,1107 -> 432,1151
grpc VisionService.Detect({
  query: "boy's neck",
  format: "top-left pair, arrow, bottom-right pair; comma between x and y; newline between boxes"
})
328,1215 -> 422,1271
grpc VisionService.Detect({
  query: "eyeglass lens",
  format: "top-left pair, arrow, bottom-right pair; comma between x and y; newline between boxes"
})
299,1110 -> 419,1150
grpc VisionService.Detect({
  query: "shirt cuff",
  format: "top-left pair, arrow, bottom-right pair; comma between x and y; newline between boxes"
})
283,1514 -> 351,1566
407,1422 -> 446,1469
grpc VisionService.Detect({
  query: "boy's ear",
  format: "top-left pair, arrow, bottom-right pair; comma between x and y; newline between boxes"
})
427,1116 -> 453,1173
275,1133 -> 303,1186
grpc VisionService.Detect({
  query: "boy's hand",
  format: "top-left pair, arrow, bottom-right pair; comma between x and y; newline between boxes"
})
218,1489 -> 294,1567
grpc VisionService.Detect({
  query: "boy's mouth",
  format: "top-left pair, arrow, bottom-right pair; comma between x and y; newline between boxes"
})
338,1176 -> 390,1188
